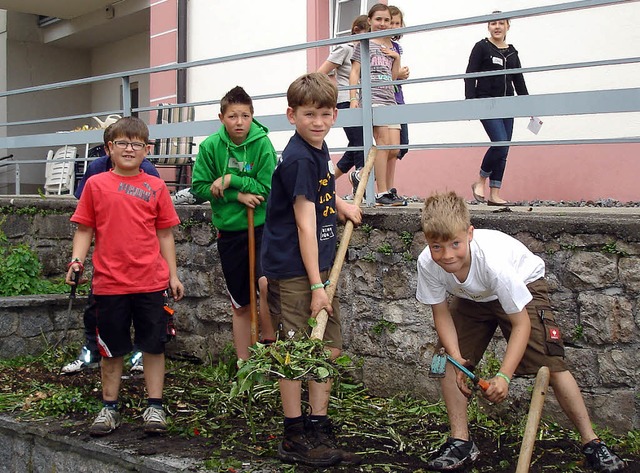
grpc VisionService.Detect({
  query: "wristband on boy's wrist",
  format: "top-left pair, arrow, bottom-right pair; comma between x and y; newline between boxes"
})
67,258 -> 84,270
496,372 -> 511,385
350,98 -> 358,102
310,280 -> 331,291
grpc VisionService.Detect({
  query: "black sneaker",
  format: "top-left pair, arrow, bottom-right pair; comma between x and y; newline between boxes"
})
583,439 -> 626,472
389,188 -> 408,206
277,419 -> 342,467
349,169 -> 362,197
375,192 -> 395,206
426,437 -> 480,471
311,418 -> 362,466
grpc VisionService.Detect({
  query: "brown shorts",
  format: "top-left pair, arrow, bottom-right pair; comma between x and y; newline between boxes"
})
267,271 -> 342,349
448,278 -> 567,375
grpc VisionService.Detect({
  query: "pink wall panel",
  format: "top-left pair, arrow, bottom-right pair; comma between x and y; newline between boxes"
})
150,0 -> 178,36
334,144 -> 640,203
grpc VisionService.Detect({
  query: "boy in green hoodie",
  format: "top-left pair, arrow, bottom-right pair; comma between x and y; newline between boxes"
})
191,86 -> 277,360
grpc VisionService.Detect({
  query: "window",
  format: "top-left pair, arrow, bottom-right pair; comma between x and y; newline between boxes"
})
332,0 -> 377,37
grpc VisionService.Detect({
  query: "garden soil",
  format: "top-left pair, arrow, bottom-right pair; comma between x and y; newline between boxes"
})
4,362 -> 638,472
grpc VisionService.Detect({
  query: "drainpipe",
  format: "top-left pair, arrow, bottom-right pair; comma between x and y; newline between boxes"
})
177,0 -> 187,104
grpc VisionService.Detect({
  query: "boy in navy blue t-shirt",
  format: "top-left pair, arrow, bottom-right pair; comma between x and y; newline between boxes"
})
261,73 -> 361,467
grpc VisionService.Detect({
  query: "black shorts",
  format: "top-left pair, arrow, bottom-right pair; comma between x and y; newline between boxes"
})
94,290 -> 168,357
217,225 -> 264,308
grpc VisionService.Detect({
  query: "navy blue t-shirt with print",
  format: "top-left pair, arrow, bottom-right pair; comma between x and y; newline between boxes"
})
261,132 -> 337,280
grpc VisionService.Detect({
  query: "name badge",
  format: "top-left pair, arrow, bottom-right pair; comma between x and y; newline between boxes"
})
492,56 -> 504,66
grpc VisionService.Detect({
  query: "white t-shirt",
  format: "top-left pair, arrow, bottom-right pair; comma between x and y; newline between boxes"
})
326,43 -> 354,104
416,229 -> 545,315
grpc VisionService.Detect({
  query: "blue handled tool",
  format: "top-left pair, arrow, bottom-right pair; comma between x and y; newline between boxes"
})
429,348 -> 490,391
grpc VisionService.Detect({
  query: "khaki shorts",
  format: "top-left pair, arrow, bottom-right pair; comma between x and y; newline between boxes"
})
267,271 -> 342,349
447,278 -> 567,375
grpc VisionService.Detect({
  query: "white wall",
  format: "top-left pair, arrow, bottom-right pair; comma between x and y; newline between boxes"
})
91,31 -> 150,123
186,1 -> 639,153
187,0 -> 307,150
374,1 -> 640,146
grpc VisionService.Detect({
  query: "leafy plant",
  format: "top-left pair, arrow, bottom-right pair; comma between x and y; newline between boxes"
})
233,324 -> 353,397
360,223 -> 373,236
361,251 -> 376,262
0,217 -> 85,296
377,243 -> 393,256
602,241 -> 628,256
573,324 -> 584,340
400,231 -> 413,248
372,319 -> 397,335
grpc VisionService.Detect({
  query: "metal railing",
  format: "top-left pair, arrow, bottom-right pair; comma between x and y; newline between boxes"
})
0,0 -> 638,204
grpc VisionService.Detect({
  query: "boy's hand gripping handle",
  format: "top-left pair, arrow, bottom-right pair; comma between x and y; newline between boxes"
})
445,354 -> 490,391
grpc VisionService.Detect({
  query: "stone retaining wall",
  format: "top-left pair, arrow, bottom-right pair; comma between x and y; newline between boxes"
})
1,197 -> 639,434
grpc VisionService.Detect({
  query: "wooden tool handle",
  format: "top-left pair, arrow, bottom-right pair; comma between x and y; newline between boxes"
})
247,207 -> 258,345
310,147 -> 377,340
516,366 -> 550,473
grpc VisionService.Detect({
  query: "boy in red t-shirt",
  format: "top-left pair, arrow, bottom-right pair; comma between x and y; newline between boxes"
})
66,116 -> 184,437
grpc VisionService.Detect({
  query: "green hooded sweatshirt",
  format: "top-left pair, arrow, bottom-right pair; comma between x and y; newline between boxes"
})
191,119 -> 277,231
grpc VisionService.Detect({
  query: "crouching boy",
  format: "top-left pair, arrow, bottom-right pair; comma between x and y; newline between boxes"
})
416,192 -> 625,472
66,116 -> 184,436
261,73 -> 362,467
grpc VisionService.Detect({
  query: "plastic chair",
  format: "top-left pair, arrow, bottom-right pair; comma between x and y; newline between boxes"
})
44,146 -> 77,195
153,104 -> 195,188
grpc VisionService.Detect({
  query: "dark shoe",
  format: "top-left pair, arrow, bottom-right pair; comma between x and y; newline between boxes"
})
487,200 -> 513,207
471,183 -> 485,203
375,192 -> 395,206
583,439 -> 626,472
89,407 -> 121,437
426,437 -> 480,471
312,418 -> 362,466
278,420 -> 342,467
388,188 -> 408,207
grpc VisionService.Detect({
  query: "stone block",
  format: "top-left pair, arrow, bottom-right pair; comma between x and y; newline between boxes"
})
17,312 -> 54,337
578,292 -> 635,344
598,348 -> 639,387
563,252 -> 618,290
32,214 -> 75,239
619,257 -> 640,293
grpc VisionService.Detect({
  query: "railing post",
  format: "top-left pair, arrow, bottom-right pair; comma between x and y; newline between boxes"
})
15,163 -> 20,195
121,76 -> 131,117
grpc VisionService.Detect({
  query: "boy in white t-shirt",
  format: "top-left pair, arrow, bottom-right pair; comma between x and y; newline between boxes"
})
416,192 -> 625,473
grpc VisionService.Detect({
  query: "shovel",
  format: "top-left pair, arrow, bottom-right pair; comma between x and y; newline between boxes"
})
247,207 -> 258,345
429,348 -> 490,391
310,146 -> 377,340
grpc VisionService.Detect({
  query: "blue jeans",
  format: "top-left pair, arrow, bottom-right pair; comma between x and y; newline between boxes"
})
480,117 -> 514,188
336,101 -> 364,173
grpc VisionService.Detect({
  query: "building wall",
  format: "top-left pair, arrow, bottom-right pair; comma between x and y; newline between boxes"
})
91,31 -> 150,123
182,0 -> 640,202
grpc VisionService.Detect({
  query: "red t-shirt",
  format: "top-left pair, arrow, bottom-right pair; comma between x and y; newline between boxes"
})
71,170 -> 180,295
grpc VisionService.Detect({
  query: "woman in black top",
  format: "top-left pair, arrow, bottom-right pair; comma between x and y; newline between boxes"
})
466,14 -> 528,206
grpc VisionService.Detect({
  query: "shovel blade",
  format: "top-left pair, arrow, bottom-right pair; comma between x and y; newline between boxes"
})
429,354 -> 447,378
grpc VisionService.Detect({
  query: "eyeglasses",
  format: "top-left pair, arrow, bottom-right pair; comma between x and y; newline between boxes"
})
113,140 -> 146,151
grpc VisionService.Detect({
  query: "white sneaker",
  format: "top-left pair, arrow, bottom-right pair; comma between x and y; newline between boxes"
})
89,407 -> 121,436
172,188 -> 197,205
143,406 -> 167,433
61,348 -> 99,374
